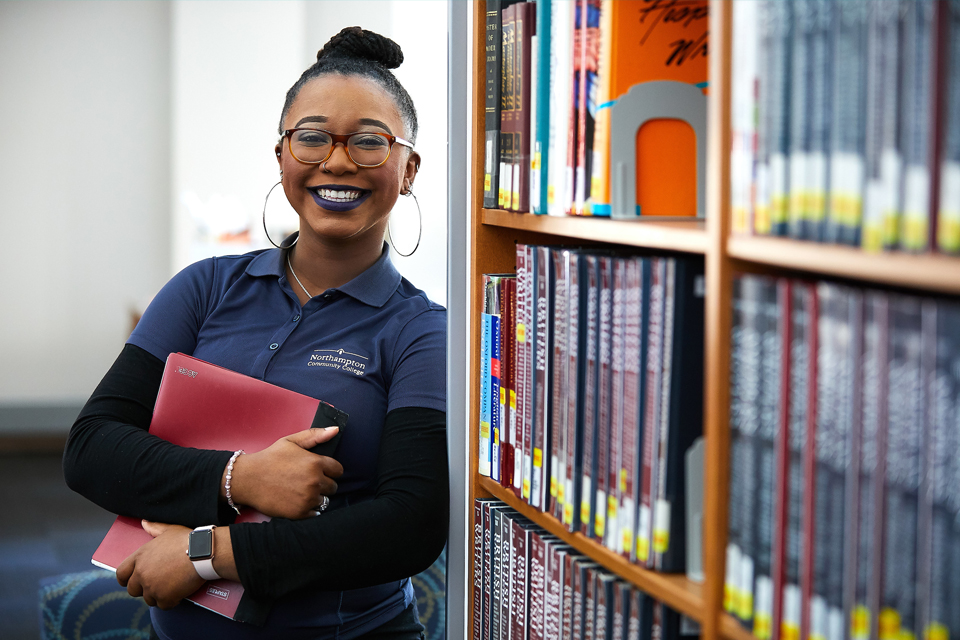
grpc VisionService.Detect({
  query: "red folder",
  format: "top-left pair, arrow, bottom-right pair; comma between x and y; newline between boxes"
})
91,352 -> 347,620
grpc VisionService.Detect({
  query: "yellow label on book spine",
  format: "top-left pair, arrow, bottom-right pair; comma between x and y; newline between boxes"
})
925,622 -> 949,640
484,174 -> 491,192
754,613 -> 772,640
737,590 -> 753,622
851,605 -> 870,640
619,469 -> 627,493
533,448 -> 542,468
516,324 -> 526,343
480,422 -> 490,439
879,608 -> 901,640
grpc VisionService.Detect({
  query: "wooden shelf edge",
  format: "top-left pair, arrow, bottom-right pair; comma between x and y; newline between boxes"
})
719,613 -> 759,640
727,235 -> 960,295
481,208 -> 709,254
477,476 -> 706,623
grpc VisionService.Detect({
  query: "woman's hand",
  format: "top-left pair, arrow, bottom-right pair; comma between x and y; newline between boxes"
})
225,427 -> 344,520
117,521 -> 203,609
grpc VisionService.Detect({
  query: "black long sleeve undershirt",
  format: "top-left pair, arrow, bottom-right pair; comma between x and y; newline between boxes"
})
64,344 -> 449,599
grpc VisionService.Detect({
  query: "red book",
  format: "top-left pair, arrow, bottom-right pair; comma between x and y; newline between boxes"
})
502,277 -> 518,490
529,530 -> 548,640
514,244 -> 529,498
514,1 -> 536,212
91,352 -> 347,621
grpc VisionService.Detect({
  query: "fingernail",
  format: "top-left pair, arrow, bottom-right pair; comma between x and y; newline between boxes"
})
325,426 -> 338,431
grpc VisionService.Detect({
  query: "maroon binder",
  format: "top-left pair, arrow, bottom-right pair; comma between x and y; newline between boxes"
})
92,352 -> 347,619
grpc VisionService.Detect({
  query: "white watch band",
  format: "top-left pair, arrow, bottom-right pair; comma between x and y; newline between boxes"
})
189,525 -> 221,581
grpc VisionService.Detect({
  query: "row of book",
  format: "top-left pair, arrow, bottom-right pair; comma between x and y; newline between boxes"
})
730,0 -> 960,254
483,0 -> 708,217
473,499 -> 701,640
725,274 -> 960,640
479,245 -> 705,573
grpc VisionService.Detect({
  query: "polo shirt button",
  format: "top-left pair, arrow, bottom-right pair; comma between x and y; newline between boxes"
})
293,315 -> 300,322
269,343 -> 279,350
323,293 -> 332,300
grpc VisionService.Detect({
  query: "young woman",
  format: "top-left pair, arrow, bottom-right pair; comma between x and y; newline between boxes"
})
64,27 -> 447,640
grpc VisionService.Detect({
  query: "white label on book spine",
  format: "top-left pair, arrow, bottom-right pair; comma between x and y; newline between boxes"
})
620,497 -> 636,555
902,164 -> 930,249
637,504 -> 651,561
827,607 -> 844,640
810,595 -> 828,640
653,498 -> 671,553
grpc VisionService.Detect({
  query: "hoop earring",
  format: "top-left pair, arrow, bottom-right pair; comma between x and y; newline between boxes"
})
387,190 -> 422,258
262,180 -> 296,250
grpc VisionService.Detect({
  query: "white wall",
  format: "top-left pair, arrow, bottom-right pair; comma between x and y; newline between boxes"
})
0,1 -> 449,431
0,1 -> 171,409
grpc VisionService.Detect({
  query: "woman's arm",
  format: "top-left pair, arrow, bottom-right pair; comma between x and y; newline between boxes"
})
228,406 -> 448,599
63,344 -> 237,527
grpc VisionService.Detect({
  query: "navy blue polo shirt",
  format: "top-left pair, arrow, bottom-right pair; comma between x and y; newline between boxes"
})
128,242 -> 446,638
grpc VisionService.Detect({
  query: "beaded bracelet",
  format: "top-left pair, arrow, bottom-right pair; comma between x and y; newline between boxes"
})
225,449 -> 245,515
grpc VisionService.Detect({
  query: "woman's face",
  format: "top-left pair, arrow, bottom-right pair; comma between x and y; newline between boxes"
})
277,74 -> 419,248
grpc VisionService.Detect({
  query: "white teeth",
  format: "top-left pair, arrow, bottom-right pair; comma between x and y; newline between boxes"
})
318,188 -> 362,202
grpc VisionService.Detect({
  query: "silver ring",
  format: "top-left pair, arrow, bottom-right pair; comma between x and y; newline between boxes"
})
318,495 -> 330,512
322,160 -> 329,172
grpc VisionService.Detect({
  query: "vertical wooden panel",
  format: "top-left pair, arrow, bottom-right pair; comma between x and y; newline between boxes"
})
702,2 -> 734,640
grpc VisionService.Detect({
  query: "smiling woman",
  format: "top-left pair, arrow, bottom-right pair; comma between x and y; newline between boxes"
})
63,26 -> 447,640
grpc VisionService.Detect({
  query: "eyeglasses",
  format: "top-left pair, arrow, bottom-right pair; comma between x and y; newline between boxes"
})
281,128 -> 414,168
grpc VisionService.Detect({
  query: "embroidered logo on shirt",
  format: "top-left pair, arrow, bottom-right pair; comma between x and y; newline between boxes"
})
307,349 -> 368,376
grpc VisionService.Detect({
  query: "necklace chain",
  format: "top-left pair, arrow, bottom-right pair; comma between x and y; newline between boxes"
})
286,252 -> 313,299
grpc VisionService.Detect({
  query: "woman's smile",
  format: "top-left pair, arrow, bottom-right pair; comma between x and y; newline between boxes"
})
309,184 -> 372,211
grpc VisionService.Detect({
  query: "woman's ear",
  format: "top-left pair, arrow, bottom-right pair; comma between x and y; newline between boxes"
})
275,143 -> 283,165
403,151 -> 421,194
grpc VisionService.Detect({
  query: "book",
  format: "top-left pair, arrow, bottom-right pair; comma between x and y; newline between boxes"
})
514,1 -> 536,213
92,353 -> 348,623
606,257 -> 627,551
936,0 -> 960,253
510,516 -> 538,640
500,3 -> 518,210
503,277 -> 519,489
522,244 -> 537,501
546,0 -> 573,217
481,280 -> 495,477
531,0 -> 551,215
564,250 -> 587,532
595,256 -> 615,540
619,258 -> 647,559
532,245 -> 553,509
580,254 -> 602,536
550,249 -> 569,518
731,0 -> 760,235
515,244 -> 531,499
485,0 -> 505,209
529,530 -> 548,640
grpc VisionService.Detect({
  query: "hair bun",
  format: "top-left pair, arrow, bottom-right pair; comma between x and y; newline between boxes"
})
316,27 -> 404,69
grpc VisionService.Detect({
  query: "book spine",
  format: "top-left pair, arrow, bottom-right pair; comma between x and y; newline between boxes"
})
532,0 -> 551,215
788,0 -> 814,241
544,541 -> 563,640
879,295 -> 924,640
581,255 -> 601,536
492,280 -> 503,484
914,301 -> 937,640
475,499 -> 485,640
551,249 -> 569,518
658,259 -> 706,573
562,551 -> 575,639
597,575 -> 616,640
572,557 -> 585,639
731,0 -> 760,234
533,245 -> 552,509
481,276 -> 494,477
806,0 -> 833,243
771,280 -> 792,640
627,588 -> 642,640
523,244 -> 537,501
753,275 -> 783,640
515,245 -> 529,498
492,508 -> 505,640
564,252 -> 584,531
515,2 -> 534,213
588,0 -> 614,217
503,277 -> 518,488
502,4 -> 517,210
619,258 -> 642,558
936,0 -> 960,253
828,0 -> 868,246
529,531 -> 546,640
727,276 -> 747,620
509,519 -> 527,640
783,282 -> 810,640
638,258 -> 665,566
899,1 -> 935,252
484,0 -> 504,209
653,259 -> 677,569
584,566 -> 597,640
547,0 -> 573,217
607,258 -> 627,551
767,0 -> 794,237
595,256 -> 614,541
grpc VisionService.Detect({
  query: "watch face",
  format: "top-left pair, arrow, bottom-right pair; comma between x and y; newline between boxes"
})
189,529 -> 214,560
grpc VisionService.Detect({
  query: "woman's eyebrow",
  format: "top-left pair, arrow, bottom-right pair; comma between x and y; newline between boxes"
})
295,115 -> 328,127
358,118 -> 392,134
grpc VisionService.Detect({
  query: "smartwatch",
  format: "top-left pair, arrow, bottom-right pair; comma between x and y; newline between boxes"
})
187,525 -> 221,581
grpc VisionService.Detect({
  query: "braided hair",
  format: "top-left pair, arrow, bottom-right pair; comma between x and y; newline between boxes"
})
279,27 -> 419,144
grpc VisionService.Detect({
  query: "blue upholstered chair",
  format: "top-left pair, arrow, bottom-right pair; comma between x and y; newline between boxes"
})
39,548 -> 446,639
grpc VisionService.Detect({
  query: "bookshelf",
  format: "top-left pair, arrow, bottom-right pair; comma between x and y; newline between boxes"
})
461,2 -> 957,640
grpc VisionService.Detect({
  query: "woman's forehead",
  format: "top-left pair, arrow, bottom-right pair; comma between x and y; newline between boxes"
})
285,74 -> 402,132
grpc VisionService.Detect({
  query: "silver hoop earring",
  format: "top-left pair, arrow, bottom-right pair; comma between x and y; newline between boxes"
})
387,190 -> 422,258
262,180 -> 297,249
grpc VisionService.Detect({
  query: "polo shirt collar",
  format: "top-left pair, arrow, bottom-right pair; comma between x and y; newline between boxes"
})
245,234 -> 401,308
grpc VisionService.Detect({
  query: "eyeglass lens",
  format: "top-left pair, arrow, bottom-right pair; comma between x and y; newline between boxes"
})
290,130 -> 391,166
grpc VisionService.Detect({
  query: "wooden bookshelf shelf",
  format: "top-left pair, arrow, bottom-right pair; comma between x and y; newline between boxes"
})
727,235 -> 960,295
482,208 -> 709,254
719,614 -> 759,640
477,476 -> 707,625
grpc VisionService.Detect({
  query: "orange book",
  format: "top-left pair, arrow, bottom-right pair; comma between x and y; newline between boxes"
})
588,0 -> 708,217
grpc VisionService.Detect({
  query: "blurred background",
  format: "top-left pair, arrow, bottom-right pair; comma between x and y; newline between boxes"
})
0,1 -> 450,637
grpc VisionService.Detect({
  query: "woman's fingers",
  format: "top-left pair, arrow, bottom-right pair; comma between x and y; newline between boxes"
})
285,426 -> 338,450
